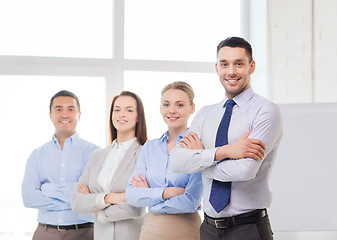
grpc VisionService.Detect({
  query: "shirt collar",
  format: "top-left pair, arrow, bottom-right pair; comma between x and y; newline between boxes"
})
159,129 -> 189,144
221,87 -> 254,108
52,132 -> 79,147
111,137 -> 137,151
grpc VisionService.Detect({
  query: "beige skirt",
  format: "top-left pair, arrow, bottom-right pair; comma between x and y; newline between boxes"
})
139,211 -> 201,240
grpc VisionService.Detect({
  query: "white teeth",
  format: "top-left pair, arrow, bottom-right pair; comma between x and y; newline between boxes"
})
61,121 -> 70,123
228,79 -> 238,83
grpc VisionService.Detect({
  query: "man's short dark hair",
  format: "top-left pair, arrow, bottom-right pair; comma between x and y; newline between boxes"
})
49,90 -> 80,112
216,36 -> 253,62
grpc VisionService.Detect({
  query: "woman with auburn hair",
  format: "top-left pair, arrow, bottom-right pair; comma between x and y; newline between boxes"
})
72,91 -> 147,240
126,81 -> 203,240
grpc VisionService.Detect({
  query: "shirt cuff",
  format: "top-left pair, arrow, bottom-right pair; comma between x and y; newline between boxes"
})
95,192 -> 110,209
200,148 -> 217,168
41,183 -> 52,197
152,187 -> 166,203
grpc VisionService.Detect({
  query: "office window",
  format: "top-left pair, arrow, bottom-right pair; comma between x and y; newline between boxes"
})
0,0 -> 113,58
125,0 -> 241,62
124,71 -> 224,139
0,76 -> 105,239
0,1 -> 244,239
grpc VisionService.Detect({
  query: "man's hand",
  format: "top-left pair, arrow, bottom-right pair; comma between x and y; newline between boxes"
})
179,132 -> 204,150
215,129 -> 266,161
78,184 -> 90,194
131,174 -> 150,188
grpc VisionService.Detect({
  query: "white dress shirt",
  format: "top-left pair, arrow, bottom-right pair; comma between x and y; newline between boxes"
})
170,87 -> 283,218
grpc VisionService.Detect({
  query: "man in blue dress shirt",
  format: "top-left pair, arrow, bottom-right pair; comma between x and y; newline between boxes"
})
170,37 -> 283,239
22,90 -> 99,240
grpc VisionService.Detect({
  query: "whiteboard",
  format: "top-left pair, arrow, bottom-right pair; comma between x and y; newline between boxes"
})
268,103 -> 337,231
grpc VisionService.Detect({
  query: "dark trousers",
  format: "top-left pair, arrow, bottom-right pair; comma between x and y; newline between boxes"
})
200,215 -> 273,240
32,223 -> 93,240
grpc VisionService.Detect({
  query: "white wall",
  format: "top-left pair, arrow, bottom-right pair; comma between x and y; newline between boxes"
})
268,0 -> 337,103
269,103 -> 337,239
313,0 -> 337,102
265,0 -> 337,239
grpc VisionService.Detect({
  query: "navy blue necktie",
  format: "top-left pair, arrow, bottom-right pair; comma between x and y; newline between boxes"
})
209,99 -> 236,213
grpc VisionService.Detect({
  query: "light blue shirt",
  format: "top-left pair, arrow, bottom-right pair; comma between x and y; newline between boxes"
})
22,133 -> 99,225
126,130 -> 203,214
170,87 -> 283,218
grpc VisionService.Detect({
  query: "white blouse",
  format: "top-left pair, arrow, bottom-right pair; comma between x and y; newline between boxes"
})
95,137 -> 137,232
98,137 -> 137,193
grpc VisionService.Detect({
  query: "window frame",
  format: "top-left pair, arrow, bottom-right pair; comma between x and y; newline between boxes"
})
0,0 -> 248,238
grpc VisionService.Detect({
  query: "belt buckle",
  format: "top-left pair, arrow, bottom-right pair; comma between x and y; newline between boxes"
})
214,219 -> 229,229
57,225 -> 66,232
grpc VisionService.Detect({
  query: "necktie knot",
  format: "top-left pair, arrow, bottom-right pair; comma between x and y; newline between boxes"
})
225,99 -> 236,108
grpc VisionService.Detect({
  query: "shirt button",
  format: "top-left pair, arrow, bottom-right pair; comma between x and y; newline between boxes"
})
61,163 -> 65,167
60,178 -> 64,181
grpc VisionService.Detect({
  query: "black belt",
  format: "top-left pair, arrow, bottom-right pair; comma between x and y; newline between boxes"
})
40,222 -> 94,231
205,209 -> 267,229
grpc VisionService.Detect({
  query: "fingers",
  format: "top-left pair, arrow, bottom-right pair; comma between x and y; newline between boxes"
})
240,129 -> 266,150
249,139 -> 266,150
246,142 -> 265,161
179,132 -> 203,149
246,152 -> 262,161
239,129 -> 266,160
179,134 -> 192,148
131,179 -> 141,187
188,132 -> 200,142
138,174 -> 147,182
78,184 -> 90,194
131,176 -> 141,184
179,140 -> 188,148
131,175 -> 149,188
133,175 -> 146,184
249,149 -> 264,161
240,129 -> 253,139
180,132 -> 197,145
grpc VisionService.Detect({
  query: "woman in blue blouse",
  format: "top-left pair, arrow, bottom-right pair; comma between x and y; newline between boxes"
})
126,81 -> 203,240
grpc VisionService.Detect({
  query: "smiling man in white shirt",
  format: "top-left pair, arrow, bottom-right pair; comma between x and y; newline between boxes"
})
170,37 -> 283,240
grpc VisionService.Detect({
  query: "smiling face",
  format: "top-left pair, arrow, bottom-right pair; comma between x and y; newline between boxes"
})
49,96 -> 81,139
160,89 -> 195,133
111,95 -> 138,139
215,46 -> 255,99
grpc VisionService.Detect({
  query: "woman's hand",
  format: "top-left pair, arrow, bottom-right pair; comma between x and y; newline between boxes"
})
131,174 -> 150,188
78,184 -> 90,194
104,192 -> 126,205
